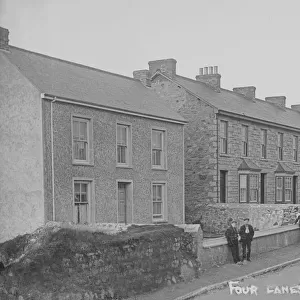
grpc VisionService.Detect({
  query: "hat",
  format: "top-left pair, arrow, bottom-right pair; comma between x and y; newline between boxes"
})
231,220 -> 237,224
244,218 -> 250,221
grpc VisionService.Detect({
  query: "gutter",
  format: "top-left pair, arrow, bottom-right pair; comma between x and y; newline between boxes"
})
41,93 -> 187,125
50,96 -> 57,221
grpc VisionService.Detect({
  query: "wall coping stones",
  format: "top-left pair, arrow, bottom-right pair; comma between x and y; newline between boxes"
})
175,224 -> 200,233
203,224 -> 299,248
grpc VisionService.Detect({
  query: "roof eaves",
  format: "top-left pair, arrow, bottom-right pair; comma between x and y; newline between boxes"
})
151,71 -> 218,111
42,93 -> 187,125
217,109 -> 300,132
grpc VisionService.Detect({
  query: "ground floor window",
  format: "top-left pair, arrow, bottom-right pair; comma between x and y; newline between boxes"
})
276,176 -> 293,203
74,181 -> 91,224
152,183 -> 166,221
239,174 -> 259,203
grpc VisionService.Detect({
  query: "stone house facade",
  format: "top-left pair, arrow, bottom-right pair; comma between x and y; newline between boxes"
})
0,28 -> 186,243
134,59 -> 300,222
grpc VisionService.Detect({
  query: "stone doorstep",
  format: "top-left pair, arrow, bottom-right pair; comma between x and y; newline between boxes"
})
173,257 -> 300,300
203,224 -> 299,248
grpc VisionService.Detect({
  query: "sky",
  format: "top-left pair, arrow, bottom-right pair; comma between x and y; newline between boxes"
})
1,0 -> 300,108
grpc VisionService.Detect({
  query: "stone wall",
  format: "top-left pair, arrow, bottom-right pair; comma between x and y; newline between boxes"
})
0,224 -> 201,299
195,203 -> 300,236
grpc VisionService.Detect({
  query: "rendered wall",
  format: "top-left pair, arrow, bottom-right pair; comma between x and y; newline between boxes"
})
0,53 -> 44,242
42,100 -> 184,224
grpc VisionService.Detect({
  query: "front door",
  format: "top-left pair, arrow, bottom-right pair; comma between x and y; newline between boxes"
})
293,176 -> 298,204
260,174 -> 265,204
118,183 -> 127,223
220,171 -> 227,203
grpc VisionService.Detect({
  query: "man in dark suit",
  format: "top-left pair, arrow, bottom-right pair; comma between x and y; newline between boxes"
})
225,220 -> 242,265
239,218 -> 254,262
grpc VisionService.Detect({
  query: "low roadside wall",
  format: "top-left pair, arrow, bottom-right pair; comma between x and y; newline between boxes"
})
194,203 -> 300,236
199,225 -> 300,269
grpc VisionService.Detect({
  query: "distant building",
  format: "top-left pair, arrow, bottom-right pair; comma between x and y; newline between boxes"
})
134,59 -> 300,222
0,28 -> 186,242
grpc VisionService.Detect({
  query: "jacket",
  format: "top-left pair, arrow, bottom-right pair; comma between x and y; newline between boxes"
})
225,226 -> 239,246
239,224 -> 254,241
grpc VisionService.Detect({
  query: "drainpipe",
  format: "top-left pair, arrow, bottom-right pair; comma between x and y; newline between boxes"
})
216,114 -> 219,203
50,97 -> 57,221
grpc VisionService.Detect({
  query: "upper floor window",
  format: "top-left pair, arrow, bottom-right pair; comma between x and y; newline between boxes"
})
278,133 -> 283,160
152,129 -> 166,168
72,117 -> 93,164
220,121 -> 228,154
242,125 -> 248,156
117,123 -> 131,166
293,136 -> 298,162
261,129 -> 267,159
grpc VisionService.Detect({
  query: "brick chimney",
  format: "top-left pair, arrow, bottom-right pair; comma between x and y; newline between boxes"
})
291,104 -> 300,112
0,27 -> 9,52
195,66 -> 221,92
233,86 -> 256,100
148,59 -> 177,79
265,96 -> 286,108
133,70 -> 151,87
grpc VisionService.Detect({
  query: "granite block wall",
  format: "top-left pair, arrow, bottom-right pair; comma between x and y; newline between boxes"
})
196,203 -> 300,235
0,52 -> 44,243
42,100 -> 185,225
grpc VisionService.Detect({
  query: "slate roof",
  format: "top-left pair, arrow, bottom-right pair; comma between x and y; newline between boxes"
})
237,158 -> 261,172
173,75 -> 300,129
275,162 -> 295,174
2,47 -> 186,123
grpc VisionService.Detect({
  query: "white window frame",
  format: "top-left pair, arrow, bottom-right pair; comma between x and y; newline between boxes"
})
72,178 -> 95,224
239,173 -> 259,203
72,115 -> 94,165
116,122 -> 132,167
220,120 -> 228,154
276,176 -> 293,203
151,128 -> 167,169
151,182 -> 167,222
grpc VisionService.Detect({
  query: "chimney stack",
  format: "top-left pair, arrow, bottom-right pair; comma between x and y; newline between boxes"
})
148,58 -> 177,78
265,96 -> 286,108
291,104 -> 300,112
233,86 -> 256,100
195,65 -> 221,92
133,70 -> 151,87
0,27 -> 9,52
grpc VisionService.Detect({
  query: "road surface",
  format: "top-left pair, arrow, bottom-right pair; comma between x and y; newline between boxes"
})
193,262 -> 300,300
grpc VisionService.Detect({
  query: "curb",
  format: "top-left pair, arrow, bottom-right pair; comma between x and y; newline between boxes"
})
173,257 -> 300,300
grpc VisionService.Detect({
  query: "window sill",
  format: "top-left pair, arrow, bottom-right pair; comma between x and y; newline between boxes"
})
152,167 -> 168,171
153,220 -> 168,224
72,161 -> 94,166
116,165 -> 133,169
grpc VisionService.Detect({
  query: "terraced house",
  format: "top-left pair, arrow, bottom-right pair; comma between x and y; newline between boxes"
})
0,28 -> 186,243
134,59 -> 300,222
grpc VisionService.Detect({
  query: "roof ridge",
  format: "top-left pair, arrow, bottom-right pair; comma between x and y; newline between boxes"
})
9,45 -> 139,83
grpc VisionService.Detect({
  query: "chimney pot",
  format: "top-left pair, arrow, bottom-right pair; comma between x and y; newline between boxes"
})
209,66 -> 214,74
214,66 -> 218,74
204,67 -> 208,75
0,27 -> 9,52
195,66 -> 221,92
199,68 -> 204,75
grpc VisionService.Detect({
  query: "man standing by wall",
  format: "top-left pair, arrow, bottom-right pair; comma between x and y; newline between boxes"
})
239,218 -> 254,263
225,220 -> 242,265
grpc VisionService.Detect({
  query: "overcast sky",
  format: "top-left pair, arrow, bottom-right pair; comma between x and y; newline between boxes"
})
1,0 -> 300,108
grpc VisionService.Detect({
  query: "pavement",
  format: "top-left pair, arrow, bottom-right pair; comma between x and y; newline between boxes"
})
130,243 -> 300,300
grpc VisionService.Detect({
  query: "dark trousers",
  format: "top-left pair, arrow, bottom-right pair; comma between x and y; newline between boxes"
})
241,239 -> 252,260
229,241 -> 240,263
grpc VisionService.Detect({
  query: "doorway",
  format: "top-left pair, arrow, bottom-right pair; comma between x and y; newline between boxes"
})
118,182 -> 127,223
220,171 -> 227,203
293,176 -> 298,204
260,173 -> 266,204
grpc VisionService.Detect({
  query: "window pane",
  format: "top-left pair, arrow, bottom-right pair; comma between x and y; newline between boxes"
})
153,202 -> 162,215
156,185 -> 162,199
79,122 -> 87,140
152,150 -> 162,165
81,183 -> 87,193
117,145 -> 127,163
240,175 -> 247,188
117,125 -> 127,145
152,131 -> 162,149
240,189 -> 247,202
74,183 -> 80,193
73,121 -> 79,139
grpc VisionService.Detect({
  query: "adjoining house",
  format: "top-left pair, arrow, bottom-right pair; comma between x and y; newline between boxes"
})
134,59 -> 300,223
0,28 -> 186,243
